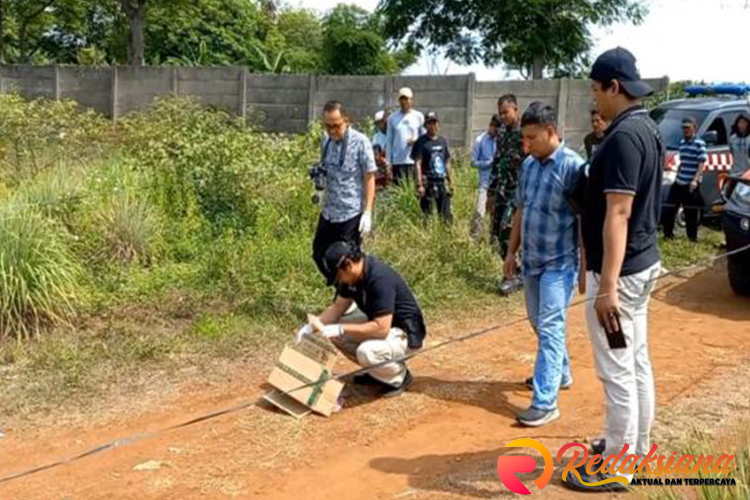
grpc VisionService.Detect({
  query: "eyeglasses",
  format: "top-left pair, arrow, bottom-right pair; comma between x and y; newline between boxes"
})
324,121 -> 345,132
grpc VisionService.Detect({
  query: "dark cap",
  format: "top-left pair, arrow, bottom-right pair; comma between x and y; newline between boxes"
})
322,241 -> 361,286
681,116 -> 697,128
490,114 -> 502,127
590,47 -> 654,98
425,111 -> 440,123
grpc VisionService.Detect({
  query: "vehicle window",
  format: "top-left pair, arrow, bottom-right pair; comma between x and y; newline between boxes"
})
650,108 -> 709,149
723,110 -> 750,137
727,182 -> 750,214
706,117 -> 728,146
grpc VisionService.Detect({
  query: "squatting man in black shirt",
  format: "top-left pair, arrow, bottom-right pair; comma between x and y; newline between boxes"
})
294,242 -> 427,398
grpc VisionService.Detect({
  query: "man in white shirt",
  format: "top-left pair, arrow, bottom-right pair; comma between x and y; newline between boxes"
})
386,87 -> 425,186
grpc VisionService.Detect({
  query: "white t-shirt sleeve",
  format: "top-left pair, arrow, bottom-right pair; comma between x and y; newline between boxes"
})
360,135 -> 377,175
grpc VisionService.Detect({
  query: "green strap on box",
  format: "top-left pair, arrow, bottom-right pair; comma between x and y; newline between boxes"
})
306,369 -> 330,407
275,362 -> 330,407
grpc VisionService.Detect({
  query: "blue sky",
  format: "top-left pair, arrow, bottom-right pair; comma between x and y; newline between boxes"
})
291,0 -> 750,82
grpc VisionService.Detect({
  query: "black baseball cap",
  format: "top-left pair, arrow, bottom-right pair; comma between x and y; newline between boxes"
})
322,241 -> 361,286
590,47 -> 654,98
425,111 -> 440,123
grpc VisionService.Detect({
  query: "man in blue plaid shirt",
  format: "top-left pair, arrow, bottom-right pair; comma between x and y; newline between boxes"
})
504,102 -> 585,427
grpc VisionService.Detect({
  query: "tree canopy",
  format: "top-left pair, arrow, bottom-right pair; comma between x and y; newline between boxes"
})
377,0 -> 648,79
0,0 -> 414,75
322,4 -> 417,75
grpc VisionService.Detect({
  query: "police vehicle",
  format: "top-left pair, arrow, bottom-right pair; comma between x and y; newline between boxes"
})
650,84 -> 750,221
720,171 -> 750,295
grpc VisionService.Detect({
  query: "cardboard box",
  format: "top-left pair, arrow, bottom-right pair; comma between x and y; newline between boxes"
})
263,333 -> 344,418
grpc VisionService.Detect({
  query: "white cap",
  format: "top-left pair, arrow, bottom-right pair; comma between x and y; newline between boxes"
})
374,110 -> 385,122
398,87 -> 414,99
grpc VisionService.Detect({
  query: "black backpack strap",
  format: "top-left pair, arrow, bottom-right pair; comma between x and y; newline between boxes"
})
320,136 -> 332,164
320,129 -> 350,168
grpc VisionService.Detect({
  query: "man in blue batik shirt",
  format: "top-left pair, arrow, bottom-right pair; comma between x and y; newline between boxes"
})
312,101 -> 377,285
504,102 -> 585,427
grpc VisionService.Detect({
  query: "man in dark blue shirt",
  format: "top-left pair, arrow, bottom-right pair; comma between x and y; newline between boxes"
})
412,112 -> 454,224
565,47 -> 664,493
295,242 -> 426,398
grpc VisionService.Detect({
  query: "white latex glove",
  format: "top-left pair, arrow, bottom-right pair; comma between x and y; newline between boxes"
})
359,210 -> 372,237
322,324 -> 344,339
294,323 -> 313,343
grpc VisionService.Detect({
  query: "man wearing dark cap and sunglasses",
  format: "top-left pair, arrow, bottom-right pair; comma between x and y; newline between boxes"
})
295,242 -> 426,398
566,47 -> 664,492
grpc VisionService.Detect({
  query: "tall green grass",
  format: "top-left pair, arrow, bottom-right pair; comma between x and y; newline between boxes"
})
0,94 -> 504,341
642,428 -> 750,500
0,204 -> 82,339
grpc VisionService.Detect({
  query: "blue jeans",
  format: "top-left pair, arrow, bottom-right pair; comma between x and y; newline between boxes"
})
524,268 -> 576,410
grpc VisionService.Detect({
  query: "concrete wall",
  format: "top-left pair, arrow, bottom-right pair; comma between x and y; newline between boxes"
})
0,65 -> 55,100
0,65 -> 669,151
246,74 -> 311,134
115,66 -> 173,117
177,67 -> 243,115
58,66 -> 112,116
312,75 -> 388,127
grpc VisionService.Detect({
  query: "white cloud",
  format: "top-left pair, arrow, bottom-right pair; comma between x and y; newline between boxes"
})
292,0 -> 750,83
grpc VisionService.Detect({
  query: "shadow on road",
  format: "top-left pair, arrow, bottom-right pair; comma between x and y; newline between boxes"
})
339,376 -> 525,418
409,376 -> 525,419
370,446 -> 584,499
656,262 -> 750,322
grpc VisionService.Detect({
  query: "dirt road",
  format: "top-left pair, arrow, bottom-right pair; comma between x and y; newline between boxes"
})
1,264 -> 748,500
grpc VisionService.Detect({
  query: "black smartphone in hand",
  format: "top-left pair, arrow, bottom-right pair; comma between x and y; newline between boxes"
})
606,314 -> 627,349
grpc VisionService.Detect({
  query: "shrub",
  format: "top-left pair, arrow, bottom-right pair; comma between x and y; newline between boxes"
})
0,204 -> 82,339
0,94 -> 504,341
13,164 -> 86,228
77,157 -> 164,267
0,94 -> 110,184
118,97 -> 316,234
98,193 -> 162,266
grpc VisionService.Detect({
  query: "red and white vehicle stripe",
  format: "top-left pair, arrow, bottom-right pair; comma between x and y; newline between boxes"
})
665,151 -> 733,172
705,152 -> 733,172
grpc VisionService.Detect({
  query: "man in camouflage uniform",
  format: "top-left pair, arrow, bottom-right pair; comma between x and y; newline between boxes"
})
489,94 -> 525,258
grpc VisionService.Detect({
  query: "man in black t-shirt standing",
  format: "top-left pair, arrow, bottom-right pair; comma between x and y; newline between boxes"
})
583,109 -> 608,161
294,242 -> 426,398
563,47 -> 664,493
412,112 -> 454,223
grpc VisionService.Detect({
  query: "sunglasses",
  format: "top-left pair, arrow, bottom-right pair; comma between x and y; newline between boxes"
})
324,121 -> 345,131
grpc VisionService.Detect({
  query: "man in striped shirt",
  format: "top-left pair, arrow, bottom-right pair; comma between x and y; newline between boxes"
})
504,102 -> 585,427
663,116 -> 707,242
